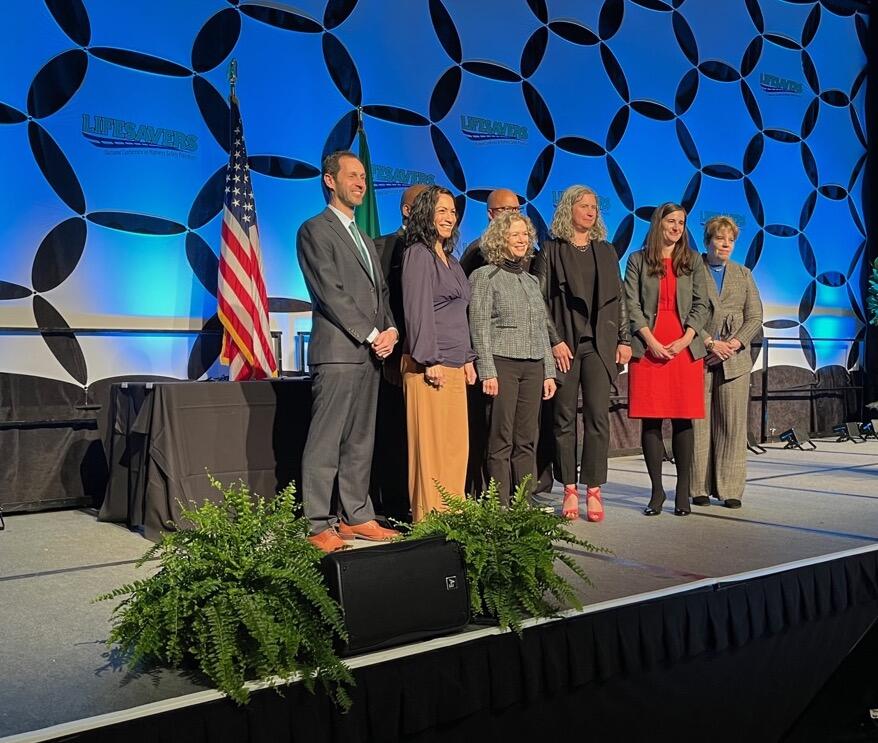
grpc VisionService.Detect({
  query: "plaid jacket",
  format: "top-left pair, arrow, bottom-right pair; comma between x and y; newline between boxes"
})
468,265 -> 556,381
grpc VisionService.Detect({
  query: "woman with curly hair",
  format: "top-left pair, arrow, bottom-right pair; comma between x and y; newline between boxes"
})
532,185 -> 631,522
468,212 -> 557,506
623,202 -> 708,516
401,186 -> 477,521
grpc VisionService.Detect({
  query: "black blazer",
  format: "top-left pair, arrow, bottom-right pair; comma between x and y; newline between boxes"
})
531,238 -> 630,381
373,226 -> 406,340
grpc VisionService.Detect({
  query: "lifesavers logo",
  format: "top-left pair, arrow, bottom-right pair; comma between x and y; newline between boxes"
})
759,72 -> 803,95
552,191 -> 611,213
699,210 -> 747,229
372,164 -> 436,191
81,114 -> 198,154
460,115 -> 528,144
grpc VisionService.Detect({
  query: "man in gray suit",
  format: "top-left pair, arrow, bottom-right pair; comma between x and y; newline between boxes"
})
297,150 -> 400,552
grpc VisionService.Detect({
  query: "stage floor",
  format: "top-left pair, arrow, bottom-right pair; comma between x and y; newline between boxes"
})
2,438 -> 877,741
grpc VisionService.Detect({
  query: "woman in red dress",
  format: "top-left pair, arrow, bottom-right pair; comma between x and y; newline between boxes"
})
623,203 -> 709,516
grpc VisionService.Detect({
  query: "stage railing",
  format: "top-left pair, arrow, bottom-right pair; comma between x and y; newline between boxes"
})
0,325 -> 283,427
757,335 -> 863,442
606,336 -> 864,445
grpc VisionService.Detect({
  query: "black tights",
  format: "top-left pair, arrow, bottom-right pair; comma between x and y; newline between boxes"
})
641,418 -> 693,511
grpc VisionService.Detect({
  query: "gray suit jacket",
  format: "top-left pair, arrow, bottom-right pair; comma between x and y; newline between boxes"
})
623,249 -> 709,360
698,256 -> 763,381
296,208 -> 394,365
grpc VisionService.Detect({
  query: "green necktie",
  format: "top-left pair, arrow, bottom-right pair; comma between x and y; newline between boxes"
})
348,222 -> 374,283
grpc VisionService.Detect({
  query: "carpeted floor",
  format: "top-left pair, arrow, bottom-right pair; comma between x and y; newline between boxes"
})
1,438 -> 876,739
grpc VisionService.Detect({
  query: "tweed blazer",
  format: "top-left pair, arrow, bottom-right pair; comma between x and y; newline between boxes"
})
623,248 -> 709,360
698,256 -> 764,381
469,265 -> 555,381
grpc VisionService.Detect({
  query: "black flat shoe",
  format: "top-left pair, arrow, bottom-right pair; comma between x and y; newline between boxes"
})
691,496 -> 710,506
674,508 -> 691,516
724,498 -> 742,509
643,505 -> 662,516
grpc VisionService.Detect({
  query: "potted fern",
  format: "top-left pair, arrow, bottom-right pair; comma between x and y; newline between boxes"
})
98,477 -> 353,706
401,477 -> 604,632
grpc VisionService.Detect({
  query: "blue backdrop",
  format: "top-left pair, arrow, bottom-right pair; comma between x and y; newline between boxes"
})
0,0 -> 869,385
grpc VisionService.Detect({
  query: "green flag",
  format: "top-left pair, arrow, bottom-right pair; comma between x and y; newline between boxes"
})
355,121 -> 381,239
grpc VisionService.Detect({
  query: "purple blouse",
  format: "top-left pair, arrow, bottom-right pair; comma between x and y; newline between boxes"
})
401,242 -> 476,368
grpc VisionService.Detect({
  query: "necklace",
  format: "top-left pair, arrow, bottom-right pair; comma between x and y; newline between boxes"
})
571,242 -> 590,252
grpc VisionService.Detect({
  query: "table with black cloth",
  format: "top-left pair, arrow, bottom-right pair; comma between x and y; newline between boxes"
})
98,379 -> 312,541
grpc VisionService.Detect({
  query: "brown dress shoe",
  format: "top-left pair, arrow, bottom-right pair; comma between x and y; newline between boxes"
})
337,520 -> 399,542
307,529 -> 348,553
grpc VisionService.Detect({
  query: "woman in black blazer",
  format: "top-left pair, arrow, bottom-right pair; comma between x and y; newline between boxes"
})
532,185 -> 631,522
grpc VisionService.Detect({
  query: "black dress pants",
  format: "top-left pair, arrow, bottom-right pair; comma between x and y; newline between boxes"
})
369,368 -> 410,522
553,339 -> 611,486
485,357 -> 544,506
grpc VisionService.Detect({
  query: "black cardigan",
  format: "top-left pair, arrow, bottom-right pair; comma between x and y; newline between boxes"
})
531,237 -> 630,381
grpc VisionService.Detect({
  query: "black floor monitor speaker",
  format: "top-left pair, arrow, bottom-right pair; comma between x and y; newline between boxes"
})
321,536 -> 470,656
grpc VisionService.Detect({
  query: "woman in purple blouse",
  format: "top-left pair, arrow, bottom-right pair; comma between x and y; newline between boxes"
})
401,186 -> 477,521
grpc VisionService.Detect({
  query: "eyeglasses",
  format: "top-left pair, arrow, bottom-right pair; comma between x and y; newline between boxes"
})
488,206 -> 521,214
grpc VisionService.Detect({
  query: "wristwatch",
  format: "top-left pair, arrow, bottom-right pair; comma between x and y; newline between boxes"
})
705,338 -> 715,351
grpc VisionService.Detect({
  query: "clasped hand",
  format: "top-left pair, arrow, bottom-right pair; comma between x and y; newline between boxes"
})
647,335 -> 691,360
706,339 -> 737,365
426,362 -> 476,390
371,328 -> 397,359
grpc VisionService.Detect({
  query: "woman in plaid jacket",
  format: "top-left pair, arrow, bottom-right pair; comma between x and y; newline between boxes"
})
469,211 -> 556,506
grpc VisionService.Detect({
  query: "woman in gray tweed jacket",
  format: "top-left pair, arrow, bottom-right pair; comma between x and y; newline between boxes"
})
690,215 -> 763,510
468,212 -> 557,506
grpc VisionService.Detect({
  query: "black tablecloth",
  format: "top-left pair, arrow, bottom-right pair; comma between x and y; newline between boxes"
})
99,379 -> 312,540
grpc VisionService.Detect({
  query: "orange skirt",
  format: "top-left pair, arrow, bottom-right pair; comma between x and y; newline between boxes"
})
401,354 -> 469,522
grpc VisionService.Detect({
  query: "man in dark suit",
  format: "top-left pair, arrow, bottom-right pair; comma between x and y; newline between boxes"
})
373,183 -> 429,366
369,184 -> 427,522
456,187 -> 522,496
297,150 -> 400,552
458,188 -> 522,276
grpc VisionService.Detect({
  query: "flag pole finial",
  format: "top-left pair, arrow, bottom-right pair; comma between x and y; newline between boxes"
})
228,59 -> 238,100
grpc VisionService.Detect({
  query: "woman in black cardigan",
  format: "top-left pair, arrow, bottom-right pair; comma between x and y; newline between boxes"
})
532,185 -> 631,521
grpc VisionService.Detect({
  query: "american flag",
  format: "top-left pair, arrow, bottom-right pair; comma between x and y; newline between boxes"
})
218,98 -> 276,380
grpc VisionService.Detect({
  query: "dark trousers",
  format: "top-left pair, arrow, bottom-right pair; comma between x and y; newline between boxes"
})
641,418 -> 694,511
465,385 -> 489,497
553,340 -> 611,486
485,357 -> 544,506
302,361 -> 379,534
369,370 -> 410,522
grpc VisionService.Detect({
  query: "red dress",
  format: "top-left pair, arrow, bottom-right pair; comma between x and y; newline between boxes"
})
628,258 -> 704,419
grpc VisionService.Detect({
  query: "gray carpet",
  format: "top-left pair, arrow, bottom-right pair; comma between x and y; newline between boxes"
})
1,438 -> 876,739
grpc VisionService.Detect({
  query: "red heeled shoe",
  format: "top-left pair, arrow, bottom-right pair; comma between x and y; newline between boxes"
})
586,486 -> 604,523
562,485 -> 579,520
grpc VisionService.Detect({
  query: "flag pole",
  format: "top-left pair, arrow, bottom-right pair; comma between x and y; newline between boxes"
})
217,58 -> 278,380
355,107 -> 381,238
228,58 -> 238,103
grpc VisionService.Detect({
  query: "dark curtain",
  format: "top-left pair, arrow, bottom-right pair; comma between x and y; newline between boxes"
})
48,550 -> 878,743
863,6 -> 878,408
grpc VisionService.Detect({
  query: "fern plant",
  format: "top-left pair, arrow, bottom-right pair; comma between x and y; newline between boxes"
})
97,477 -> 353,707
401,477 -> 605,632
868,257 -> 878,326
